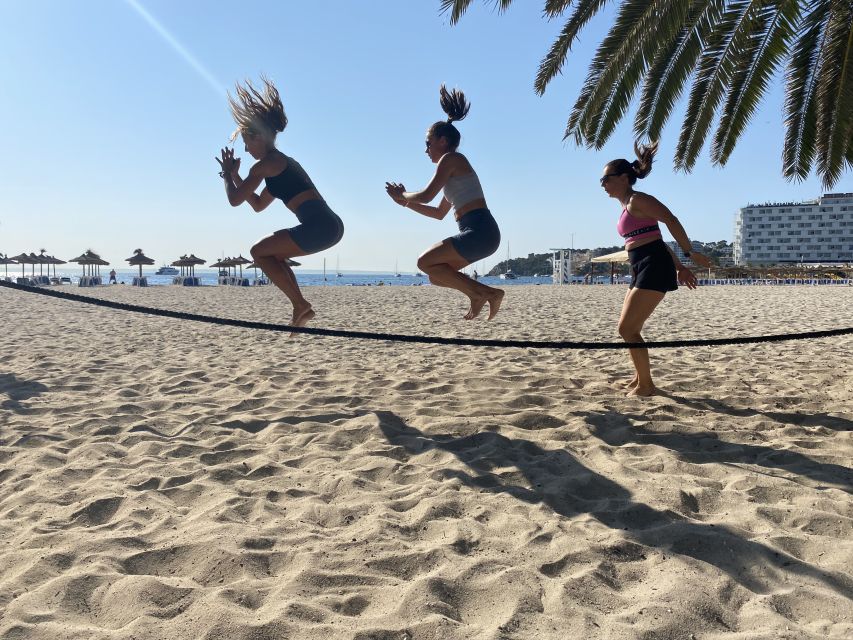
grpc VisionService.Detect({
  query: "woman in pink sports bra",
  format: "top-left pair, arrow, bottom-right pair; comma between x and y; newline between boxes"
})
601,142 -> 711,397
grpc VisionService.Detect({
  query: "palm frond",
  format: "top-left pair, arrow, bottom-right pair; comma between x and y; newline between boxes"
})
439,0 -> 516,24
783,0 -> 829,181
439,0 -> 477,24
814,0 -> 853,188
580,0 -> 696,146
712,0 -> 801,164
634,0 -> 725,141
675,0 -> 761,172
543,0 -> 575,18
534,0 -> 613,94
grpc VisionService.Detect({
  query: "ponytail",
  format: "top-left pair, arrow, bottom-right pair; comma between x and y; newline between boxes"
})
429,84 -> 471,150
607,140 -> 659,185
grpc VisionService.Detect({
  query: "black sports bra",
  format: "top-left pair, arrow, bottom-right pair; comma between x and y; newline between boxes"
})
264,155 -> 316,202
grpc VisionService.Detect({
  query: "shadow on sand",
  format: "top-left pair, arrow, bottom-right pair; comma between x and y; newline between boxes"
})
0,373 -> 48,413
376,410 -> 852,598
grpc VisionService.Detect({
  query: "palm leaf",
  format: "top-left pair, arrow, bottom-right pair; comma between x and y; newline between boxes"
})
543,0 -> 575,17
712,0 -> 801,164
783,0 -> 829,181
535,0 -> 614,94
814,0 -> 853,188
635,0 -> 725,141
675,1 -> 766,172
575,0 -> 697,146
440,0 -> 515,24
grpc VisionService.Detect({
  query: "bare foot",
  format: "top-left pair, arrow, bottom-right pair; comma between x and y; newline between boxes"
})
464,295 -> 487,320
623,376 -> 639,388
486,289 -> 505,320
628,383 -> 656,397
291,305 -> 315,328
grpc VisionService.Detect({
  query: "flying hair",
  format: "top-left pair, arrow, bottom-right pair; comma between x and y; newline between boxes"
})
631,140 -> 659,179
439,84 -> 470,123
607,140 -> 660,185
228,76 -> 287,142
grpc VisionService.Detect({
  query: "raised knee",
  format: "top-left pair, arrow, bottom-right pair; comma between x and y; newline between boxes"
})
416,257 -> 432,272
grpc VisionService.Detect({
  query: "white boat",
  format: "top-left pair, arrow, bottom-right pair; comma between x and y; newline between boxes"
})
155,265 -> 179,275
499,243 -> 517,279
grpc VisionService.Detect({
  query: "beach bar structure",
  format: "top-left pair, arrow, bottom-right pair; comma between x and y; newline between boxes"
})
126,249 -> 155,287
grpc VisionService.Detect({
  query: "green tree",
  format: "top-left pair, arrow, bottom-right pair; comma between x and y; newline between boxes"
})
441,0 -> 852,188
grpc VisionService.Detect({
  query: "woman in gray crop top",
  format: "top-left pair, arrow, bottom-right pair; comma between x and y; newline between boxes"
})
216,77 -> 343,328
385,85 -> 504,321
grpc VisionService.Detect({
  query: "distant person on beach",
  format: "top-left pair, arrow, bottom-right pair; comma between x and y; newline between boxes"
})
108,269 -> 117,284
216,77 -> 344,327
386,85 -> 504,320
601,142 -> 711,397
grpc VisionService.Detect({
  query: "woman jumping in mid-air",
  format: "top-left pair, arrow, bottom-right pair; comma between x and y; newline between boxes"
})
216,77 -> 344,327
601,142 -> 711,396
386,85 -> 504,320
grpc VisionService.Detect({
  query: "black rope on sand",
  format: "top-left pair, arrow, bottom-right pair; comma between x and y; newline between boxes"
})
2,279 -> 852,350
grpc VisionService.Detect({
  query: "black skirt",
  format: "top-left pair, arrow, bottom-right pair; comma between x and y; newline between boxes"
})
628,239 -> 678,293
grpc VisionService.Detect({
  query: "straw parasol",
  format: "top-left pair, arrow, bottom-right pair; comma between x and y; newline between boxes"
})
125,248 -> 155,278
0,253 -> 18,278
591,249 -> 629,284
47,255 -> 67,279
10,253 -> 32,278
69,249 -> 108,277
231,255 -> 252,278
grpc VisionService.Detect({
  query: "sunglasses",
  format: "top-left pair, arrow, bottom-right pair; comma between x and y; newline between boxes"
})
425,140 -> 432,150
599,172 -> 622,186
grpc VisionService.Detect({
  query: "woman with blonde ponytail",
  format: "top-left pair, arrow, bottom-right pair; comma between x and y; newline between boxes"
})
216,77 -> 344,327
600,141 -> 711,396
386,85 -> 504,320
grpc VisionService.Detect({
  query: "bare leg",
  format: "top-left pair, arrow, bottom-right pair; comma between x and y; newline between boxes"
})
617,288 -> 666,396
251,232 -> 314,327
418,240 -> 504,320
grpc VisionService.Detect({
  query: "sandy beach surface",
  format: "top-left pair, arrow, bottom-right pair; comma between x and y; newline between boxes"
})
1,282 -> 851,640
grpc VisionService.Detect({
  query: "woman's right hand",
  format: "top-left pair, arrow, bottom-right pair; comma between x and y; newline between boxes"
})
385,182 -> 407,206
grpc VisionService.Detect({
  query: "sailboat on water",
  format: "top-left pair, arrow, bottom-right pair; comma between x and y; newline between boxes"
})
394,260 -> 401,277
499,243 -> 517,279
335,256 -> 343,278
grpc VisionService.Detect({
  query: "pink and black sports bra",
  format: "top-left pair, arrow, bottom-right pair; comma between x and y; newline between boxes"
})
617,207 -> 662,243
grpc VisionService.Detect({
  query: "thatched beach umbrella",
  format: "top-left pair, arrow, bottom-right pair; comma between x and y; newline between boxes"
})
231,255 -> 251,278
0,254 -> 18,278
47,255 -> 67,279
10,253 -> 32,278
125,248 -> 155,278
186,254 -> 206,278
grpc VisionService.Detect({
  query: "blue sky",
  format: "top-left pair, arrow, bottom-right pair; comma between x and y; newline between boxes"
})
1,1 -> 848,272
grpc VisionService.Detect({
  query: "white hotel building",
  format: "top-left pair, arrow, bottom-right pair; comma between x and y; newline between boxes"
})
733,193 -> 853,265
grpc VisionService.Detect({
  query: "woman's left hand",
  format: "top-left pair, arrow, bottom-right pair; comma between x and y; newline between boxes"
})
677,265 -> 699,290
689,251 -> 712,268
216,147 -> 238,175
385,182 -> 407,205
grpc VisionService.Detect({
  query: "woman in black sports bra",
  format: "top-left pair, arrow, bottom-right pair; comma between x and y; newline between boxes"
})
216,77 -> 343,327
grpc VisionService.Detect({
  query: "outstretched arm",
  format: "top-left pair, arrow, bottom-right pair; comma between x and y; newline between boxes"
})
629,193 -> 712,268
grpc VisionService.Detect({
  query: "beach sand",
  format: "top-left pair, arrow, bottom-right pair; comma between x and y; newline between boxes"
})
1,282 -> 851,639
